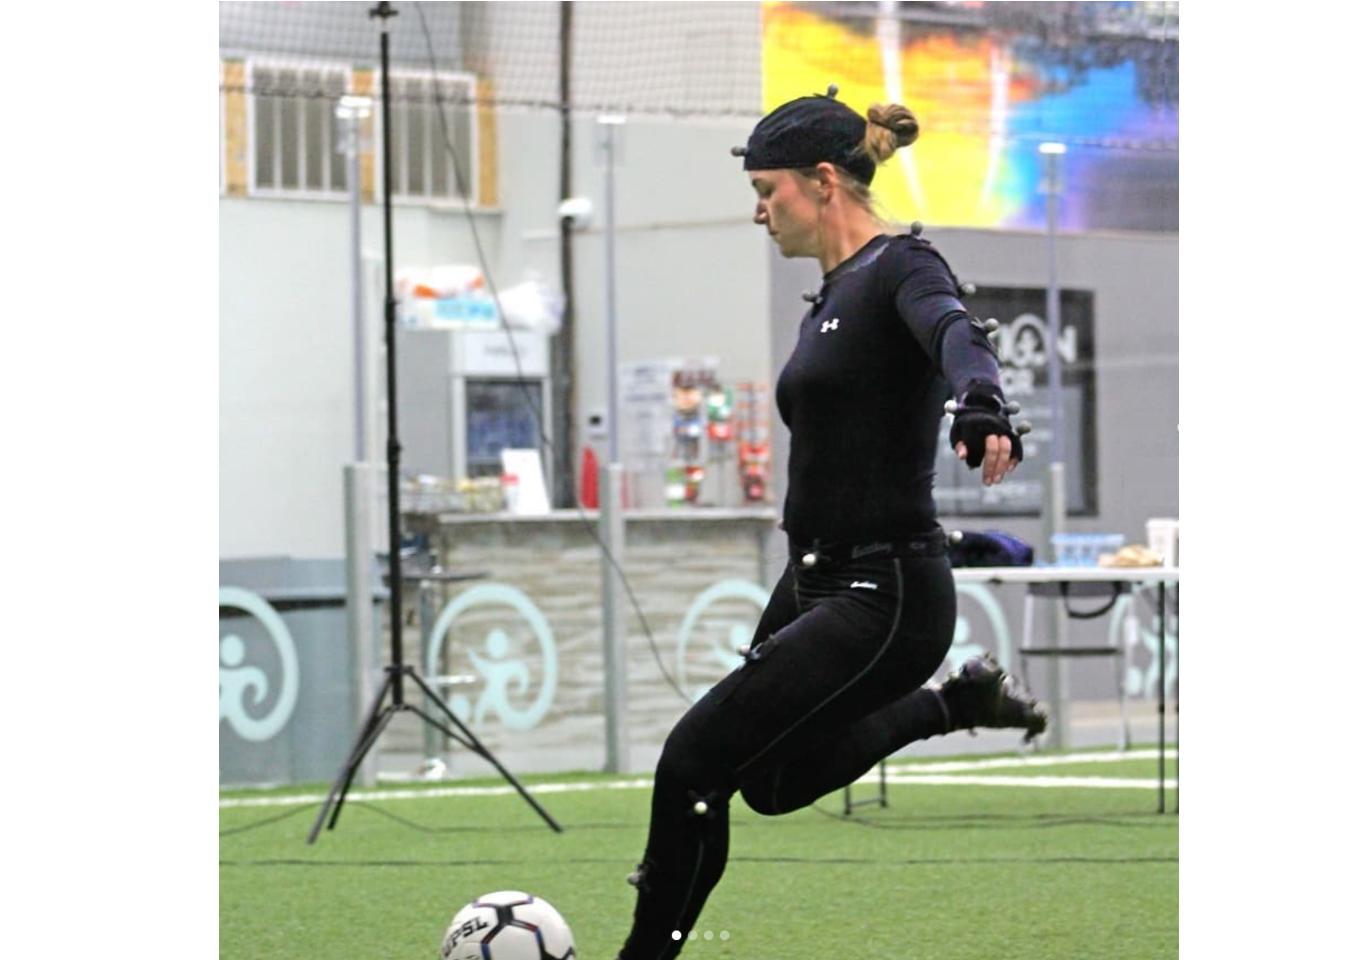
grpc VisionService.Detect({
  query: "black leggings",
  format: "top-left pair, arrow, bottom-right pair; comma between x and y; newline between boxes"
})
616,550 -> 958,960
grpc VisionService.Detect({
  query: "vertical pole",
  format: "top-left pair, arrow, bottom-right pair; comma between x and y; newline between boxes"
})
337,96 -> 376,465
348,115 -> 366,461
600,463 -> 630,773
1041,143 -> 1069,749
1042,463 -> 1069,750
1043,147 -> 1065,468
553,2 -> 577,508
1158,581 -> 1167,812
343,464 -> 378,787
339,92 -> 378,780
601,118 -> 622,465
418,579 -> 442,770
598,115 -> 629,773
376,13 -> 406,704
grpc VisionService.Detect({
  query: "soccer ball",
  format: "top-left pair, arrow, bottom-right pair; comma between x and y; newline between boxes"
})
440,890 -> 576,960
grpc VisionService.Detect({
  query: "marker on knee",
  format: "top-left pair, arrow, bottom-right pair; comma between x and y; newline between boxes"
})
687,789 -> 714,818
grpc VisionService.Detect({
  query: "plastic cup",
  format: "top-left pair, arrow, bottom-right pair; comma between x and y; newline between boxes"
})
1146,518 -> 1179,568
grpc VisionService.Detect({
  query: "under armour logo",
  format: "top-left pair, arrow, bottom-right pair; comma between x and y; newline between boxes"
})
820,318 -> 840,333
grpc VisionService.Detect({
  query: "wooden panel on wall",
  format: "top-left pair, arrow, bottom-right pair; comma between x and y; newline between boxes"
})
477,76 -> 498,208
221,60 -> 248,196
352,66 -> 376,204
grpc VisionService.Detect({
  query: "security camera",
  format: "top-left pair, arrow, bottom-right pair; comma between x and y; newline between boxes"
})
558,197 -> 593,230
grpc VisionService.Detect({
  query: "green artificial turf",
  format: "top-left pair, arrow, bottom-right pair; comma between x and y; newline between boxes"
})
220,748 -> 1177,959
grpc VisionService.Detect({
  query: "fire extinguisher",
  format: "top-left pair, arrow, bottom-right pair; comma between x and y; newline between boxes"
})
580,446 -> 600,509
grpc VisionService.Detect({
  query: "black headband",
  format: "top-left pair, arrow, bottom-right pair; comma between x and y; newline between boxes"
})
732,85 -> 876,185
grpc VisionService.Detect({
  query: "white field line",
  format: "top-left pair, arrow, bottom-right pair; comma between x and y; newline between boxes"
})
220,749 -> 1176,810
879,775 -> 1176,790
879,748 -> 1167,775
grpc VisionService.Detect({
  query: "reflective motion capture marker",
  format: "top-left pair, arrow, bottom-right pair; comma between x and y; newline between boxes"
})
801,552 -> 818,568
693,800 -> 710,816
944,395 -> 1025,420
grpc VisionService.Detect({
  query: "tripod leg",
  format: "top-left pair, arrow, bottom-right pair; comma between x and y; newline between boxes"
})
308,671 -> 397,844
328,705 -> 398,831
406,667 -> 564,832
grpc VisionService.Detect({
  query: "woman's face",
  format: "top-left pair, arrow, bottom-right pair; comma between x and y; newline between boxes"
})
750,169 -> 822,259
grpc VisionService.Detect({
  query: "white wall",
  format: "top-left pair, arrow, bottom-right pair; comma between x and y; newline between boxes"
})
220,198 -> 360,558
560,114 -> 771,412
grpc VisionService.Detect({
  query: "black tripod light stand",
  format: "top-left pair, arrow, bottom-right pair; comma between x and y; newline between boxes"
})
309,2 -> 561,843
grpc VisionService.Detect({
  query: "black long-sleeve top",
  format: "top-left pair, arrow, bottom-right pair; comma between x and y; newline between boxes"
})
775,231 -> 1001,546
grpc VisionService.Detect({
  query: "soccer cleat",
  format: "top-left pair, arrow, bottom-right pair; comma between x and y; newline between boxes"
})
939,654 -> 1048,743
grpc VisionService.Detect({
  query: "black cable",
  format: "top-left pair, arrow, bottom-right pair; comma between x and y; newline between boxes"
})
1060,581 -> 1122,619
218,802 -> 314,837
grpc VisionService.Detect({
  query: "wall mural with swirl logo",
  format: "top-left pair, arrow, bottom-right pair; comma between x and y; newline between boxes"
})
221,577 -> 1176,784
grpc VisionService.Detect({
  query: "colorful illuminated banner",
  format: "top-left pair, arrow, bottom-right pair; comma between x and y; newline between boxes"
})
762,1 -> 1178,232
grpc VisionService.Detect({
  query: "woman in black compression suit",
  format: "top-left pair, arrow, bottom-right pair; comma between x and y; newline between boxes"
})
613,87 -> 1042,960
